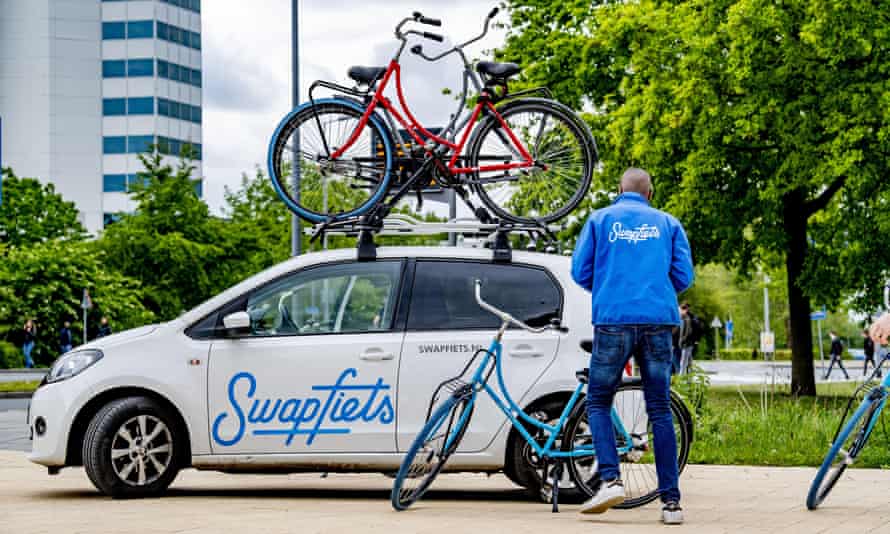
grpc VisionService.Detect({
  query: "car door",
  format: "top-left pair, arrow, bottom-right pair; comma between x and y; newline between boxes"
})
397,260 -> 563,452
207,260 -> 405,455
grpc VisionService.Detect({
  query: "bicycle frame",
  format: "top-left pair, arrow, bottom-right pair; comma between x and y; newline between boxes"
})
441,325 -> 634,461
329,60 -> 534,176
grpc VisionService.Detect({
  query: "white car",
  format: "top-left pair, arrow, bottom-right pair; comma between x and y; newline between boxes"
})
28,246 -> 594,498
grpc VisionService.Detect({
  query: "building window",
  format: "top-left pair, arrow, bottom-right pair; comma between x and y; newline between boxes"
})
127,20 -> 155,39
128,97 -> 155,115
193,179 -> 203,197
102,60 -> 126,78
103,98 -> 126,116
102,22 -> 126,40
127,135 -> 155,154
157,97 -> 201,124
159,0 -> 201,14
103,174 -> 128,193
157,60 -> 202,88
156,21 -> 200,50
127,59 -> 154,76
103,136 -> 127,154
157,136 -> 202,160
103,213 -> 124,227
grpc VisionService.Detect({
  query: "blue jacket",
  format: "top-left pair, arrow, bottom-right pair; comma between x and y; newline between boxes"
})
571,192 -> 694,325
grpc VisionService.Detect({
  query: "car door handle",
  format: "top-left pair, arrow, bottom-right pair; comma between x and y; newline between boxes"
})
359,349 -> 395,361
509,346 -> 544,358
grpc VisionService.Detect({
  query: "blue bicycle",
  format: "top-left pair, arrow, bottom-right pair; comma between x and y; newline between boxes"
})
391,281 -> 693,511
807,286 -> 890,510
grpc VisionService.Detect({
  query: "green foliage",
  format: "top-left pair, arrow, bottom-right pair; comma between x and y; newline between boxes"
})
672,363 -> 711,418
0,380 -> 39,392
501,0 -> 890,394
101,152 -> 242,320
0,341 -> 23,369
692,384 -> 890,467
0,168 -> 86,247
0,240 -> 153,365
717,348 -> 792,361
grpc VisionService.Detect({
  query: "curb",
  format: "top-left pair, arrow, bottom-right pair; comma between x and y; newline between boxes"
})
0,391 -> 33,399
0,369 -> 47,375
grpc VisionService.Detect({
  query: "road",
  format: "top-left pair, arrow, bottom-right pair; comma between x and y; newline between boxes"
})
1,450 -> 889,534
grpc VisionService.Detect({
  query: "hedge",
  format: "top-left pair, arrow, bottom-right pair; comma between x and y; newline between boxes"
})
715,348 -> 792,361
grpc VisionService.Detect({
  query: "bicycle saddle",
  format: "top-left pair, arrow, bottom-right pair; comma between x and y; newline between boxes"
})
348,66 -> 386,85
580,339 -> 592,353
476,61 -> 520,80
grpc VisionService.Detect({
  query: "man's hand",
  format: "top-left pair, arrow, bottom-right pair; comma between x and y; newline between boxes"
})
869,314 -> 890,345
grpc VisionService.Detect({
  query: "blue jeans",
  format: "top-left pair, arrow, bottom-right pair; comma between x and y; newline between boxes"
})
586,325 -> 680,503
22,341 -> 34,368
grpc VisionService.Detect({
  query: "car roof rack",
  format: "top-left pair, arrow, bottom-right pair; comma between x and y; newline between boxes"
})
305,213 -> 562,262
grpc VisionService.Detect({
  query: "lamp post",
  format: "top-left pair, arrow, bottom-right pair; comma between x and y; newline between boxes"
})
290,0 -> 301,256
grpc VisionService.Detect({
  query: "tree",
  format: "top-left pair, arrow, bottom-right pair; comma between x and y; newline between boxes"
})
500,0 -> 890,395
100,151 -> 236,320
0,240 -> 153,365
0,168 -> 86,247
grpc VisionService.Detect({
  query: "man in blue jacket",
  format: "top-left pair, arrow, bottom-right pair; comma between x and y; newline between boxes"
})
571,168 -> 694,524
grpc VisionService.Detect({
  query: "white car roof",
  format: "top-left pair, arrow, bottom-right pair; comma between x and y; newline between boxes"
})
175,246 -> 571,327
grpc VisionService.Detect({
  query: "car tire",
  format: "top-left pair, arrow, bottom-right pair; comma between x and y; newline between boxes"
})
507,399 -> 584,503
82,396 -> 182,498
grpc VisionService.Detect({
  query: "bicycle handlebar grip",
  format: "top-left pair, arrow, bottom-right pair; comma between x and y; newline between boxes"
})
419,16 -> 441,26
422,31 -> 444,42
410,45 -> 423,55
488,7 -> 500,19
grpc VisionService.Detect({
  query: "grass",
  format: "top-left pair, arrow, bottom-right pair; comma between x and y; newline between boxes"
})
688,381 -> 890,468
0,380 -> 40,393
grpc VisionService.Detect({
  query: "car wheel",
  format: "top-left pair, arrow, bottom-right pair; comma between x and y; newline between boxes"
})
507,399 -> 584,503
82,396 -> 182,498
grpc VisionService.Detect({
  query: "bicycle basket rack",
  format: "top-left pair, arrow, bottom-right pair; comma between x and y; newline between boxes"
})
305,213 -> 563,262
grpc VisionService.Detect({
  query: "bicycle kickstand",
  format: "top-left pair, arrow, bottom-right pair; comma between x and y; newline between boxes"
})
551,461 -> 563,513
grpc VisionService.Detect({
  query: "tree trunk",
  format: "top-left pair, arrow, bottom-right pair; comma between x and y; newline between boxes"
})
784,190 -> 817,396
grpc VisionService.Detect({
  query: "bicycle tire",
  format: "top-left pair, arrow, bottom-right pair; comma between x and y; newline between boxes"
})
391,392 -> 475,511
562,382 -> 692,509
465,98 -> 596,224
806,396 -> 883,510
267,98 -> 394,223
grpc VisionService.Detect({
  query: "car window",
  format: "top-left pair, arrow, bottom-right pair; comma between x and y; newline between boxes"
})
245,261 -> 402,336
407,261 -> 561,331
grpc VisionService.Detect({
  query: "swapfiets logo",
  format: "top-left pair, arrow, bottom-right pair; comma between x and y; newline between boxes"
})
212,368 -> 395,447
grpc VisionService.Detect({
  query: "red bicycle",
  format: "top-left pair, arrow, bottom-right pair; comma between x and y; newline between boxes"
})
267,7 -> 597,226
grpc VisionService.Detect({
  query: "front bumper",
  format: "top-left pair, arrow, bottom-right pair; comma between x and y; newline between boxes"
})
27,382 -> 80,466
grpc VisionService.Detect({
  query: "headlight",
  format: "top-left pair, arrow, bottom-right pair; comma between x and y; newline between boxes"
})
46,350 -> 103,384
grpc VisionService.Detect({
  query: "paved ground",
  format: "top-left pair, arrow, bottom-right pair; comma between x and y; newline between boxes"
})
1,451 -> 890,534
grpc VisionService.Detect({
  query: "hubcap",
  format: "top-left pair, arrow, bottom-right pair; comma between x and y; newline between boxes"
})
110,415 -> 173,486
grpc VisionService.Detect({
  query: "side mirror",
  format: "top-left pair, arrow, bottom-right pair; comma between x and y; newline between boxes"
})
222,311 -> 251,337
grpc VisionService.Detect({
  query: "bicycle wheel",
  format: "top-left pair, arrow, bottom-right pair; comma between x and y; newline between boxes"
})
267,98 -> 394,223
391,392 -> 475,511
563,381 -> 692,509
806,396 -> 883,510
465,97 -> 596,224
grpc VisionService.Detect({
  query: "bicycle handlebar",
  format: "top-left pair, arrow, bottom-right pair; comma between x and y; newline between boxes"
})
475,280 -> 567,334
413,12 -> 442,27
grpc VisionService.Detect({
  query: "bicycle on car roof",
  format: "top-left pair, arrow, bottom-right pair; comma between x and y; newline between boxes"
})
267,7 -> 597,230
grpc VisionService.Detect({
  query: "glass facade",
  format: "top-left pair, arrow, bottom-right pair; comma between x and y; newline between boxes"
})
103,136 -> 202,160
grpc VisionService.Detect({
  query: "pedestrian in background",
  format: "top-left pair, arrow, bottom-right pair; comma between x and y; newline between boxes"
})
96,317 -> 112,338
824,330 -> 850,380
59,321 -> 73,355
22,319 -> 36,369
862,329 -> 880,377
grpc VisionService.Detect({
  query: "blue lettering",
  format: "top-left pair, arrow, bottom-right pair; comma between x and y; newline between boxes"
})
211,368 -> 395,447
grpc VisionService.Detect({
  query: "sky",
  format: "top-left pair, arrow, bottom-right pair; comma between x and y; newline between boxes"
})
200,0 -> 507,215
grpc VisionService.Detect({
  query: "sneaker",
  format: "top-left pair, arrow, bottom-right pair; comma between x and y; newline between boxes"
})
579,479 -> 625,514
662,501 -> 684,525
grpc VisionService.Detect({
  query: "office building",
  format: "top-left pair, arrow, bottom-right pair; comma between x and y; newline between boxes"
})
0,0 -> 203,233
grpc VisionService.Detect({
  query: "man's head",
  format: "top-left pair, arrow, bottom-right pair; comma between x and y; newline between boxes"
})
830,330 -> 838,339
619,167 -> 653,200
63,321 -> 70,328
100,317 -> 108,326
680,303 -> 690,316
